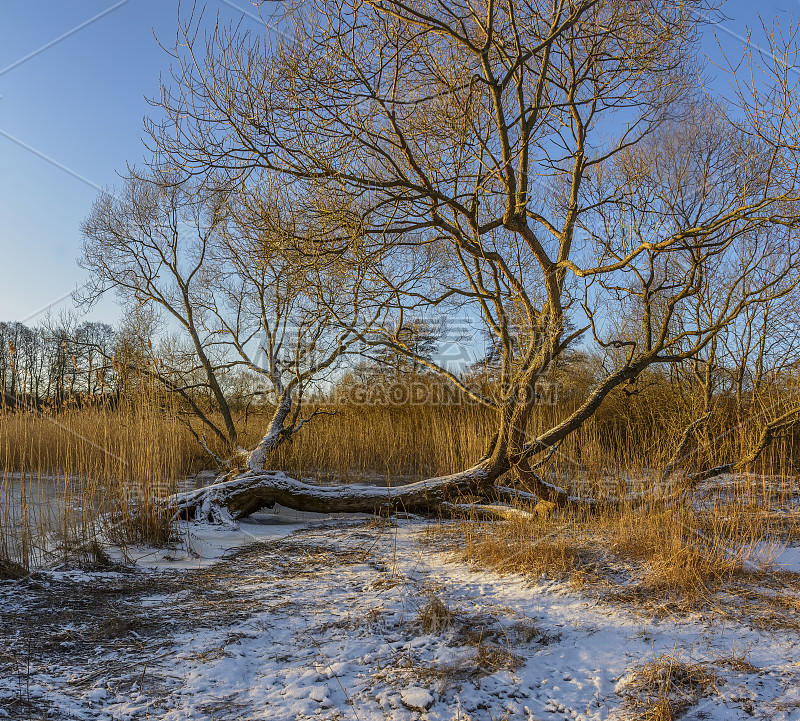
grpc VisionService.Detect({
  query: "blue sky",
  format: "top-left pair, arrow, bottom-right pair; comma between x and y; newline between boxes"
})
0,0 -> 792,327
0,0 -> 268,326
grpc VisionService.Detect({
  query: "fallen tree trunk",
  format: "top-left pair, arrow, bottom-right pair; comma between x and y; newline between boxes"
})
163,404 -> 800,525
166,462 -> 499,523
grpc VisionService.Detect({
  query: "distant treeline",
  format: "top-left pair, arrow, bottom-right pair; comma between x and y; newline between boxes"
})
0,321 -> 116,409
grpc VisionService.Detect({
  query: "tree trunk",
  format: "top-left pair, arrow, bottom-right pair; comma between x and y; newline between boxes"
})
167,459 -> 505,523
164,396 -> 800,526
247,392 -> 293,472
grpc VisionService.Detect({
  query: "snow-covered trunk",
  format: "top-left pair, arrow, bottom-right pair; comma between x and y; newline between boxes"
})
169,453 -> 508,522
247,391 -> 294,472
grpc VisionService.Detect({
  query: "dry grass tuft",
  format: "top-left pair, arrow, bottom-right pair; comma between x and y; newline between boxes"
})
641,541 -> 740,599
107,504 -> 176,548
386,640 -> 525,692
474,642 -> 524,673
414,593 -> 454,634
452,514 -> 588,579
714,650 -> 758,674
620,652 -> 717,721
507,619 -> 545,645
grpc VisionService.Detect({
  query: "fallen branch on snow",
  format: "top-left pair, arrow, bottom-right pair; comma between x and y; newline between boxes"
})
165,465 -> 497,523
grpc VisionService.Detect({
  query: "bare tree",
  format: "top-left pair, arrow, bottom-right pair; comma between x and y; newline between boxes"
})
80,168 -> 380,469
81,170 -> 241,452
144,1 -> 800,517
202,176 -> 386,470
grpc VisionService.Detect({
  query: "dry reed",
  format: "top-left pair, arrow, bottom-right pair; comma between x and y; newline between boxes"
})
0,384 -> 194,570
1,380 -> 797,581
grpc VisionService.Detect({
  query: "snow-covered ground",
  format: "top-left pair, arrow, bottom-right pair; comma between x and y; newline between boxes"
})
1,512 -> 799,720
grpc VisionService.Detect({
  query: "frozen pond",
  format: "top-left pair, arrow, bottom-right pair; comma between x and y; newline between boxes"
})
0,472 -> 210,561
1,473 -> 74,524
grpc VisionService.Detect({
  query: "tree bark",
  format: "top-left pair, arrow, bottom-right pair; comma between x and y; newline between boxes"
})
168,459 -> 505,523
247,392 -> 293,472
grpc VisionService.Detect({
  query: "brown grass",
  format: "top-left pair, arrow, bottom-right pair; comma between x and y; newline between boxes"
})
453,516 -> 587,579
0,386 -> 195,569
4,387 -> 797,485
414,593 -> 454,634
268,403 -> 495,482
431,469 -> 799,621
1,382 -> 798,579
714,649 -> 758,674
620,652 -> 718,721
473,643 -> 525,673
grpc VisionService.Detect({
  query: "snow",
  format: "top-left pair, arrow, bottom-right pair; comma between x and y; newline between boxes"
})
1,514 -> 799,720
744,539 -> 800,574
401,687 -> 435,711
772,545 -> 800,573
120,505 -> 373,571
